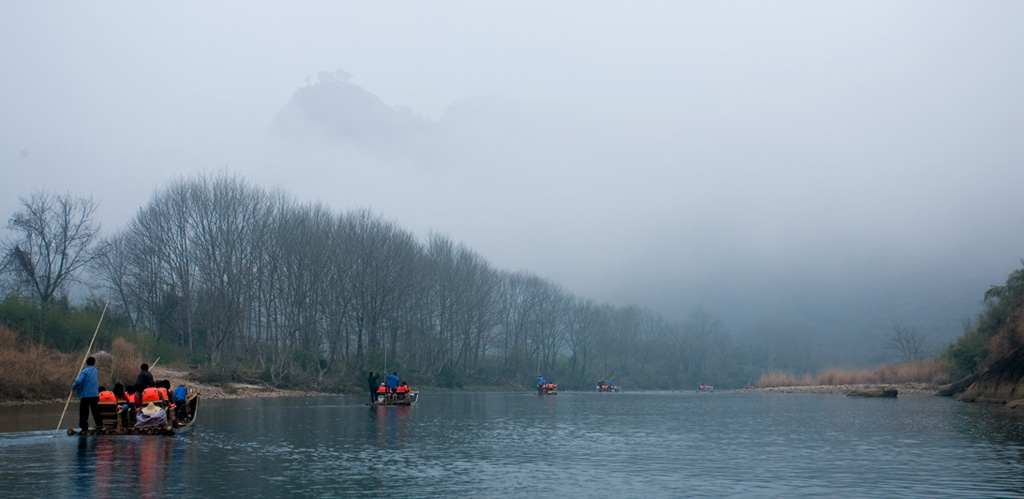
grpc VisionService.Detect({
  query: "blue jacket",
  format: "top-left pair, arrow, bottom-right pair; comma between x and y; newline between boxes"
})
72,366 -> 99,399
385,374 -> 399,390
537,377 -> 546,386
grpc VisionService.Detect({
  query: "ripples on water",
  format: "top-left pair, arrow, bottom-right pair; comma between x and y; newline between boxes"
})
2,392 -> 1023,497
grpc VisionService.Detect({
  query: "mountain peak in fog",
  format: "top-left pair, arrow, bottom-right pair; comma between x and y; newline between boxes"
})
269,76 -> 432,150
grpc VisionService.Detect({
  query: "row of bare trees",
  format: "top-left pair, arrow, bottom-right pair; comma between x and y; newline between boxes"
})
3,175 -> 832,389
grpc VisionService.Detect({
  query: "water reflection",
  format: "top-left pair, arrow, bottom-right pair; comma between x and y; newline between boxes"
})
63,433 -> 193,498
3,393 -> 1024,497
371,404 -> 413,448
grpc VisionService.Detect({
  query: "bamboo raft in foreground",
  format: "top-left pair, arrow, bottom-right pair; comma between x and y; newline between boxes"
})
68,389 -> 200,436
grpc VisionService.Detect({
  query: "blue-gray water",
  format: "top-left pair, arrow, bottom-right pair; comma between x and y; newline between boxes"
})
2,391 -> 1024,498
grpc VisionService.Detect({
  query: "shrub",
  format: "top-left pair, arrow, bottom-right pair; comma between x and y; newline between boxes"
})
110,337 -> 143,386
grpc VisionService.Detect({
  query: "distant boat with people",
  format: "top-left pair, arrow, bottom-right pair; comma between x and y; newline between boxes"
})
371,379 -> 419,406
697,385 -> 714,393
596,379 -> 619,392
372,389 -> 419,406
536,375 -> 557,395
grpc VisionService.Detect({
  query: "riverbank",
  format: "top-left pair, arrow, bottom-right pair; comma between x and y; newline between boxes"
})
0,365 -> 334,406
749,382 -> 940,395
0,365 -> 529,406
150,366 -> 332,400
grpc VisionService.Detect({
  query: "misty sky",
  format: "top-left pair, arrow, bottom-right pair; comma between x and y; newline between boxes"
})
2,2 -> 1023,361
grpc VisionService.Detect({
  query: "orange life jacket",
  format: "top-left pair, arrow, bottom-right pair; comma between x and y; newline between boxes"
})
377,385 -> 387,393
98,391 -> 116,403
396,385 -> 408,393
141,387 -> 161,403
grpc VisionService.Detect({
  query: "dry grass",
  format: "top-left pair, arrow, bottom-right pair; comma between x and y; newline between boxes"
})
0,326 -> 145,402
816,368 -> 877,385
109,336 -> 143,386
757,359 -> 955,388
756,371 -> 816,388
0,326 -> 79,401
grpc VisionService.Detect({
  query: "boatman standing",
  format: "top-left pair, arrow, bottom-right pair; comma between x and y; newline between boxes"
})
71,356 -> 102,431
385,372 -> 399,393
537,375 -> 546,394
367,372 -> 379,402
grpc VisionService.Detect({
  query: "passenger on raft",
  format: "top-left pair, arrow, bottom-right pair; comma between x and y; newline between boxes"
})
385,372 -> 400,393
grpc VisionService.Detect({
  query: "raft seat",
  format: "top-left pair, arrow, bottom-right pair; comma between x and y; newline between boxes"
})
97,402 -> 121,429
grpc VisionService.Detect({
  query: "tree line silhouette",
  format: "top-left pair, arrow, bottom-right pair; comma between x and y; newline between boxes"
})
9,172 -> 964,391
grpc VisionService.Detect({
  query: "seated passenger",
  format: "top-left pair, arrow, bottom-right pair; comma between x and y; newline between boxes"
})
98,389 -> 116,403
122,386 -> 138,426
135,402 -> 167,428
174,386 -> 189,421
174,385 -> 188,404
141,386 -> 162,407
156,381 -> 171,403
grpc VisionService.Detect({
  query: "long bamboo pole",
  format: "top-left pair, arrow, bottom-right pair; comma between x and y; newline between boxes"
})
55,302 -> 108,435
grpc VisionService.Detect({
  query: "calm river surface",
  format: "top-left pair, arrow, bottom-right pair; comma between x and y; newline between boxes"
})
2,391 -> 1024,497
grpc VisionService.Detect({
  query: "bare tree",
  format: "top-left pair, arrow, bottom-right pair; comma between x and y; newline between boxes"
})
93,233 -> 138,329
887,322 -> 927,363
2,190 -> 101,339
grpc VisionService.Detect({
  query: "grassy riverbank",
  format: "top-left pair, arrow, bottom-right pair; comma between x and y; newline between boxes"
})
749,382 -> 940,395
756,360 -> 954,389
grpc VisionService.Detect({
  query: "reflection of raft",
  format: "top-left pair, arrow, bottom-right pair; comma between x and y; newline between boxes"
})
538,383 -> 557,395
68,389 -> 200,436
371,391 -> 419,406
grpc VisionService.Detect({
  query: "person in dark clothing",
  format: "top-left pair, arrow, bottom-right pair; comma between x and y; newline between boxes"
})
136,363 -> 155,389
367,372 -> 379,403
134,363 -> 155,409
71,357 -> 102,431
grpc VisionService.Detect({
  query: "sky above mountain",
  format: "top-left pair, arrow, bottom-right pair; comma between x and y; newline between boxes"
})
2,1 -> 1024,363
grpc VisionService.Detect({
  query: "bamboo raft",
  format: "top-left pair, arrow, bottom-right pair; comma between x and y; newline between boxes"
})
370,391 -> 419,406
68,388 -> 200,436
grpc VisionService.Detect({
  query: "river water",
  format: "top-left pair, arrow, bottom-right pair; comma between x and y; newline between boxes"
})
1,391 -> 1023,498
